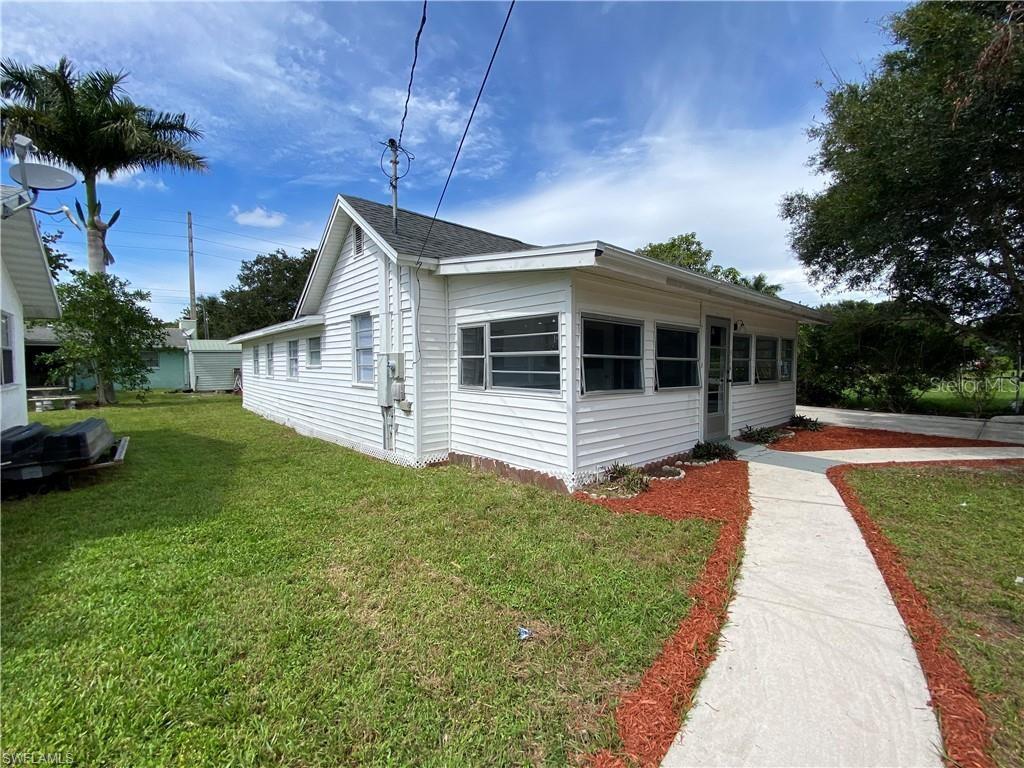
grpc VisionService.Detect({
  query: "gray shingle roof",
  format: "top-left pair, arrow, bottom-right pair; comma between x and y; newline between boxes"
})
341,195 -> 532,260
24,324 -> 188,348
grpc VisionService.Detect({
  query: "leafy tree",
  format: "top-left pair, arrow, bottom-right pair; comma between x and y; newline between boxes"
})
181,248 -> 317,338
0,57 -> 206,273
41,229 -> 71,279
637,232 -> 782,296
40,271 -> 166,404
782,2 -> 1023,335
797,300 -> 973,412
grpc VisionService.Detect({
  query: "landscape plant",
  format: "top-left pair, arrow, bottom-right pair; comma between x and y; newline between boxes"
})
689,441 -> 737,461
39,271 -> 166,404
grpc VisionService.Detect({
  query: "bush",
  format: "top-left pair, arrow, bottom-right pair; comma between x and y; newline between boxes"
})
738,425 -> 783,444
789,414 -> 823,431
690,441 -> 737,461
603,463 -> 650,495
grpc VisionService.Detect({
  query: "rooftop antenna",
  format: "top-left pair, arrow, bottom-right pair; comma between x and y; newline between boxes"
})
2,134 -> 78,223
380,138 -> 413,235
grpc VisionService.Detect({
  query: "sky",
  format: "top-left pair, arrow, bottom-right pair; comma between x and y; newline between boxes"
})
0,0 -> 906,321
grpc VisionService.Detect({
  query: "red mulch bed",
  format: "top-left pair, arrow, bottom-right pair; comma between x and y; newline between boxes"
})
772,425 -> 1017,452
574,461 -> 752,768
827,459 -> 1024,768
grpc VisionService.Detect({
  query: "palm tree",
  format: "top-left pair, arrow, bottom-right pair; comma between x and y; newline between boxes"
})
740,273 -> 783,297
1,58 -> 206,273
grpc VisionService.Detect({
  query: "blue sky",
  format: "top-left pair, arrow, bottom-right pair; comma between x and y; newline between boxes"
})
1,1 -> 905,321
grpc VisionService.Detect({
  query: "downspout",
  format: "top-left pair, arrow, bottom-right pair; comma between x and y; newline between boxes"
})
565,274 -> 578,488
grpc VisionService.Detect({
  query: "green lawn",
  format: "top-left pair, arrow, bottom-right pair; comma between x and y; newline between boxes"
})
846,465 -> 1024,768
839,385 -> 1020,418
1,394 -> 718,766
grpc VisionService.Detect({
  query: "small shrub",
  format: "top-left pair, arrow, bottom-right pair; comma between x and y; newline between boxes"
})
789,414 -> 823,431
690,441 -> 737,461
599,463 -> 650,495
738,425 -> 784,444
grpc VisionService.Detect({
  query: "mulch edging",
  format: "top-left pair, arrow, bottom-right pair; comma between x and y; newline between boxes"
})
575,461 -> 752,768
771,425 -> 1018,452
826,460 -> 1024,768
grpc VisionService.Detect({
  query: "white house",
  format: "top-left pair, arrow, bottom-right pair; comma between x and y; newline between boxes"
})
231,195 -> 828,491
1,188 -> 61,429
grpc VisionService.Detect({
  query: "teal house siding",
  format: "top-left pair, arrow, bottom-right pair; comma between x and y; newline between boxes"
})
75,348 -> 188,391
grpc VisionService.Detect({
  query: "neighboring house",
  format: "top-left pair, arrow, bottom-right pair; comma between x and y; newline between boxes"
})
231,195 -> 828,491
27,325 -> 190,391
186,339 -> 242,392
0,189 -> 61,429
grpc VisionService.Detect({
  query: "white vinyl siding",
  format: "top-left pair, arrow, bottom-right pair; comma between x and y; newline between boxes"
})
730,316 -> 798,433
239,224 -> 416,463
573,274 -> 702,479
0,263 -> 27,428
447,271 -> 571,477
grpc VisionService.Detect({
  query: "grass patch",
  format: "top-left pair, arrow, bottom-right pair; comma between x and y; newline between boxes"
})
1,394 -> 718,766
846,464 -> 1024,768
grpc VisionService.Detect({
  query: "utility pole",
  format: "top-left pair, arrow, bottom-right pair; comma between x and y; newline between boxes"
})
187,210 -> 196,321
387,138 -> 400,234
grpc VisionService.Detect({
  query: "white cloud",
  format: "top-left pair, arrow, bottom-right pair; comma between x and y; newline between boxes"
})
450,110 -> 849,306
96,169 -> 168,191
230,204 -> 288,229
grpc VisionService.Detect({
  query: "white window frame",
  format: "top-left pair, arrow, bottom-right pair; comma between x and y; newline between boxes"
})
352,313 -> 374,385
780,338 -> 795,382
252,346 -> 260,377
755,336 -> 779,384
580,314 -> 644,395
654,323 -> 700,391
731,334 -> 752,385
287,340 -> 299,378
458,325 -> 486,389
265,342 -> 274,377
455,314 -> 562,393
307,335 -> 322,368
1,312 -> 14,386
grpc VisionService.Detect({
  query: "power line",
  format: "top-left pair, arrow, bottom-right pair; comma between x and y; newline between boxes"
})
398,0 -> 428,148
414,0 -> 515,267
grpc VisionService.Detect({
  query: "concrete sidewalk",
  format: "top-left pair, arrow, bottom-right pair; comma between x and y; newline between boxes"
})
793,445 -> 1024,464
662,459 -> 943,767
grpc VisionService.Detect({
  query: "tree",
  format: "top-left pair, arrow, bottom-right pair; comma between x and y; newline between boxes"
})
0,57 -> 206,273
637,232 -> 783,296
40,271 -> 166,405
181,248 -> 317,338
797,300 -> 972,412
782,2 -> 1024,336
41,229 -> 71,280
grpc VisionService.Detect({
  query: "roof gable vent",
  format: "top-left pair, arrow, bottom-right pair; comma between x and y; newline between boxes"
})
354,225 -> 364,256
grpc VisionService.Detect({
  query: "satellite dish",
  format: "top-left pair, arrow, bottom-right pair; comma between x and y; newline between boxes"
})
9,163 -> 77,191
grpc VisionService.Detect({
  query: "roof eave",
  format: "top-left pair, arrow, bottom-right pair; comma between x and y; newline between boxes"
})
228,314 -> 326,344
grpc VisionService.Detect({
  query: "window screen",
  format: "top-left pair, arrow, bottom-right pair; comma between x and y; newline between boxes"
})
353,314 -> 373,382
755,337 -> 778,382
307,336 -> 322,367
656,326 -> 698,388
582,317 -> 643,392
459,326 -> 485,387
488,315 -> 559,390
287,340 -> 299,377
731,335 -> 751,384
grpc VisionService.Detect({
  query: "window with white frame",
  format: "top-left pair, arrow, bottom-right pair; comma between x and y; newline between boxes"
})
287,340 -> 299,377
1,312 -> 14,385
459,326 -> 485,388
354,225 -> 364,256
755,336 -> 779,383
780,338 -> 794,381
655,325 -> 699,389
265,342 -> 274,376
582,316 -> 643,393
252,346 -> 260,377
731,334 -> 751,384
488,315 -> 559,390
353,313 -> 373,383
307,335 -> 322,367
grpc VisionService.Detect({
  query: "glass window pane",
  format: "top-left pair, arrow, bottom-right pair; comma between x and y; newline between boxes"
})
583,357 -> 643,391
710,325 -> 725,346
583,319 -> 642,357
707,389 -> 720,414
657,360 -> 699,388
491,371 -> 559,390
460,358 -> 484,387
656,327 -> 697,359
490,316 -> 557,337
460,326 -> 484,356
732,360 -> 751,384
357,364 -> 375,382
489,334 -> 558,353
756,338 -> 777,360
490,355 -> 559,373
